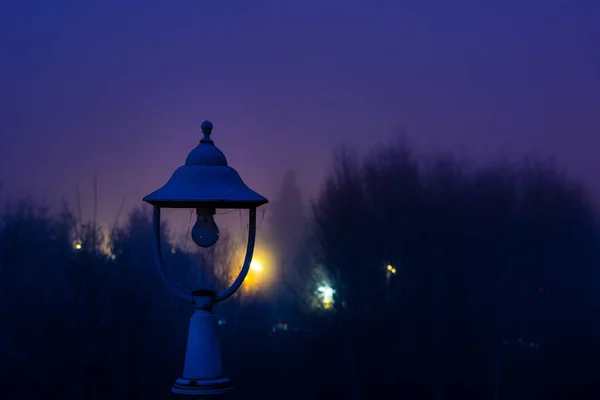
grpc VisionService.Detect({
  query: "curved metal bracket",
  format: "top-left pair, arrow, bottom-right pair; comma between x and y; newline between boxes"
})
152,206 -> 257,305
214,207 -> 257,303
153,206 -> 194,304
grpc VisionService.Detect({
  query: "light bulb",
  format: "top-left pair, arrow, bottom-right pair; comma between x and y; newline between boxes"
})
191,208 -> 220,248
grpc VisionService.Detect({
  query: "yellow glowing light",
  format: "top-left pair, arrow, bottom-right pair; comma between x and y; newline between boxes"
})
101,245 -> 115,260
99,235 -> 116,260
250,260 -> 263,272
75,243 -> 82,250
232,243 -> 275,293
387,264 -> 393,271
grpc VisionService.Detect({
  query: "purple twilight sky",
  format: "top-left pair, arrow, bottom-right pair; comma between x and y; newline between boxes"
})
1,0 -> 599,231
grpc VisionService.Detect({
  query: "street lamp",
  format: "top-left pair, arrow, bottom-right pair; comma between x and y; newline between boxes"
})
143,120 -> 268,396
386,264 -> 397,275
317,285 -> 335,309
385,264 -> 397,302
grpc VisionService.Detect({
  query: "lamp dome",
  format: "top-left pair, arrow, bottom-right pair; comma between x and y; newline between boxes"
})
143,121 -> 268,209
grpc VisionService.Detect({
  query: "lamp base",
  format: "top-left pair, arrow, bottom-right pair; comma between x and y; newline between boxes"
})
172,376 -> 233,396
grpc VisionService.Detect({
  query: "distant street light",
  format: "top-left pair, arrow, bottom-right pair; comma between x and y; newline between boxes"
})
317,285 -> 335,309
144,120 -> 268,396
250,260 -> 263,272
385,264 -> 397,301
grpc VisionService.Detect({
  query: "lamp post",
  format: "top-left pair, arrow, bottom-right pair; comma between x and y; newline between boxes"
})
385,263 -> 397,302
143,120 -> 268,396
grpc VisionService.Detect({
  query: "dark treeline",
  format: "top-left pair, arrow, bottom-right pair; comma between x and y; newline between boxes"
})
1,138 -> 599,399
309,140 -> 600,399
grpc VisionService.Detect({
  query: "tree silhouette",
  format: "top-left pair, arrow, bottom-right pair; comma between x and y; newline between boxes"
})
265,169 -> 311,323
310,138 -> 600,399
268,169 -> 306,262
1,139 -> 599,399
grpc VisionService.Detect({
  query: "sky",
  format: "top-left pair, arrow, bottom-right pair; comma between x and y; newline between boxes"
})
0,0 -> 599,231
